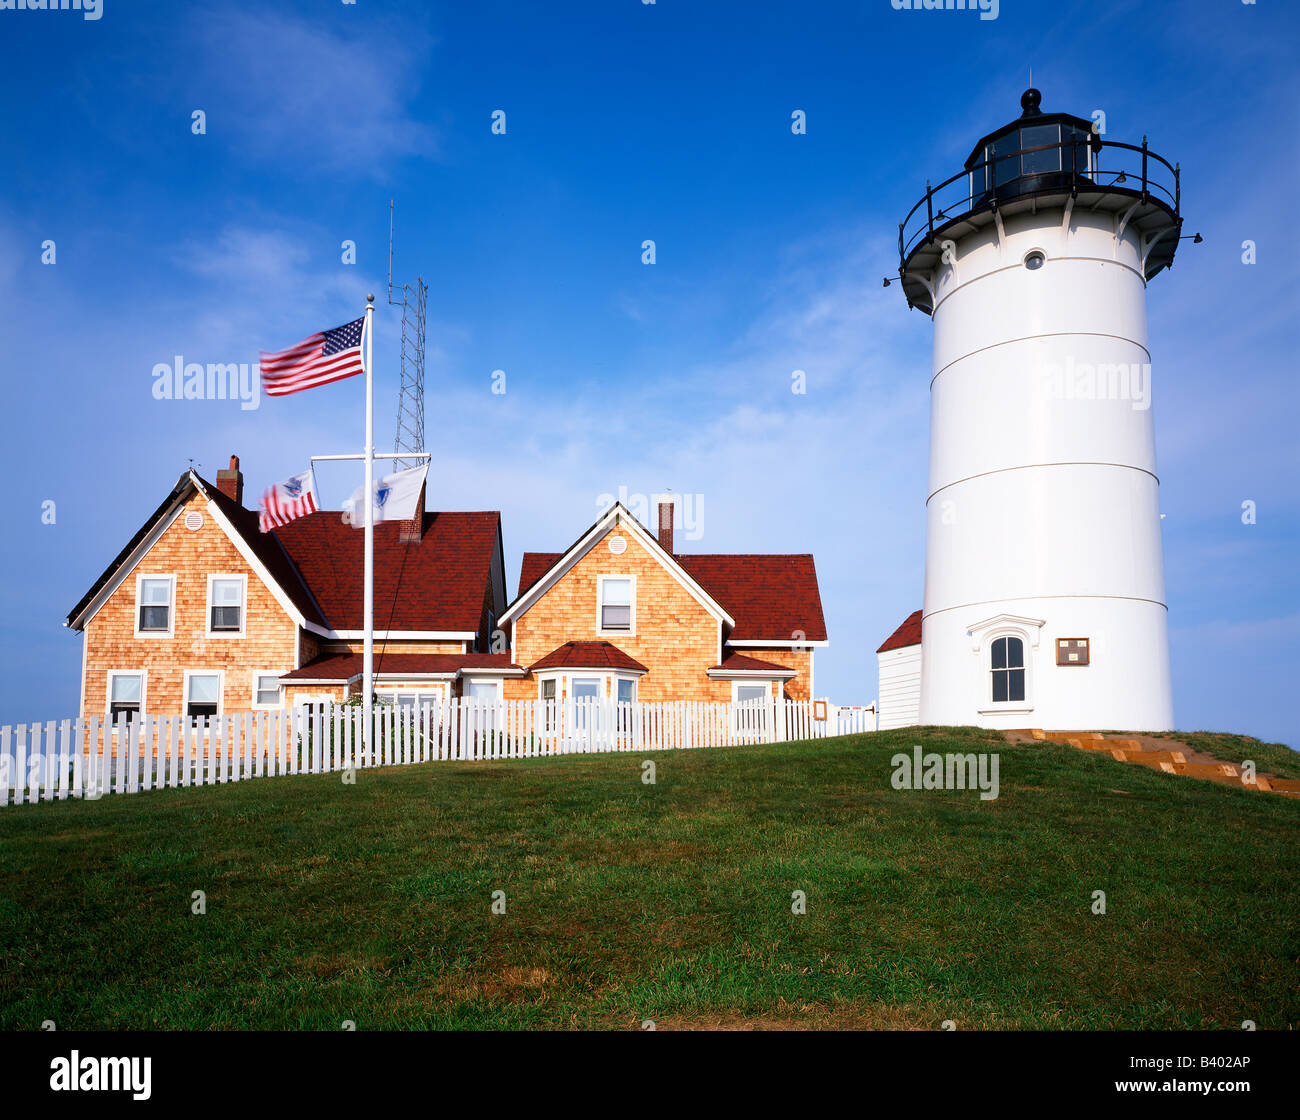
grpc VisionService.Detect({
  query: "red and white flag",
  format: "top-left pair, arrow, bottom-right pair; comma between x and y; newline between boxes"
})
259,469 -> 318,533
259,316 -> 366,397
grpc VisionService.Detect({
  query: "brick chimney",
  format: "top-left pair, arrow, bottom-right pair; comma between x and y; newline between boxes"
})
657,494 -> 674,555
216,455 -> 244,505
400,478 -> 426,543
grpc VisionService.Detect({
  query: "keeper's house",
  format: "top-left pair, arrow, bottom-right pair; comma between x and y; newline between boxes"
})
64,456 -> 512,721
65,460 -> 829,719
497,497 -> 826,706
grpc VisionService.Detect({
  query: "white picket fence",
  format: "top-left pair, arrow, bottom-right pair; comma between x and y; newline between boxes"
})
0,696 -> 875,808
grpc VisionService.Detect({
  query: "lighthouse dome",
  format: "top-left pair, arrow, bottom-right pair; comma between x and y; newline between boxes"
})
962,89 -> 1096,207
896,89 -> 1182,315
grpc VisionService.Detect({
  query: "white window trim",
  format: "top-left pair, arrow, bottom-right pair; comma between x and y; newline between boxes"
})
377,684 -> 449,705
105,669 -> 148,729
205,573 -> 248,638
730,680 -> 773,734
133,574 -> 176,639
183,669 -> 226,719
535,670 -> 640,702
463,677 -> 503,702
251,670 -> 286,711
978,629 -> 1034,714
731,679 -> 774,704
596,573 -> 637,638
568,674 -> 604,701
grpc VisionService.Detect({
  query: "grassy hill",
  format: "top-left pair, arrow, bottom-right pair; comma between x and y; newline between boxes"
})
1,726 -> 1297,1030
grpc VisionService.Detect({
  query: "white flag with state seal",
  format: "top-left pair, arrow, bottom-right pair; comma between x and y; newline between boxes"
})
341,463 -> 429,527
258,468 -> 318,533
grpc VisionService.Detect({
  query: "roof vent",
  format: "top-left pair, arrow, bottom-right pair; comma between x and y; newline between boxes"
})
184,511 -> 204,532
608,535 -> 627,555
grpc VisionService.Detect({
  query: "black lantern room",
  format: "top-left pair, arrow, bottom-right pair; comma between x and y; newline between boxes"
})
895,89 -> 1184,315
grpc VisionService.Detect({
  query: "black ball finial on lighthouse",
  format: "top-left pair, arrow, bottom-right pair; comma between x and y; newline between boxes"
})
1020,87 -> 1042,117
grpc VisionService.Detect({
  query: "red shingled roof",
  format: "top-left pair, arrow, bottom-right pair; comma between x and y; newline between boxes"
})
528,641 -> 648,673
877,609 -> 922,653
66,470 -> 503,638
710,653 -> 794,673
65,472 -> 333,631
202,476 -> 329,628
516,551 -> 827,643
272,510 -> 500,632
282,652 -> 521,682
517,552 -> 562,598
678,555 -> 825,642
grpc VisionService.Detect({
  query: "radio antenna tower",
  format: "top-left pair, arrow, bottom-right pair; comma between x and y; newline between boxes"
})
387,200 -> 427,473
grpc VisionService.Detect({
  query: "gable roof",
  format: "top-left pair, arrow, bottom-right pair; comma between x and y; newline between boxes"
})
500,502 -> 734,630
66,470 -> 501,638
65,471 -> 327,632
877,609 -> 922,653
201,474 -> 328,628
272,510 -> 500,633
528,641 -> 648,674
516,551 -> 827,643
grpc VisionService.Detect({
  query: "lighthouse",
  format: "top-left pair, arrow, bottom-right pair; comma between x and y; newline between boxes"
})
893,89 -> 1184,731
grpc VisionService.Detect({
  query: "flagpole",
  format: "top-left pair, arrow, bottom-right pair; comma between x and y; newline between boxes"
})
363,295 -> 375,760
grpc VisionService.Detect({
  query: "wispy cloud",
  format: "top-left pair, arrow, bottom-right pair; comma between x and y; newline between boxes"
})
188,10 -> 437,175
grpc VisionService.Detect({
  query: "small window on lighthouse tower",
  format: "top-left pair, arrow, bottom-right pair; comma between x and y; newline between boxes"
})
1024,250 -> 1046,271
991,637 -> 1026,703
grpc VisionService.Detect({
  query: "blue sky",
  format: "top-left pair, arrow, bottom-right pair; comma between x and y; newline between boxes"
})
0,0 -> 1295,745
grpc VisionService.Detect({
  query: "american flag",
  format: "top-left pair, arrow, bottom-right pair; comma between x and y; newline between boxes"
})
259,316 -> 366,397
259,470 -> 318,533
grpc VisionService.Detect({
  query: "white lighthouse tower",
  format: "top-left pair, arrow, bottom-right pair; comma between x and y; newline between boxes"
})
894,89 -> 1185,732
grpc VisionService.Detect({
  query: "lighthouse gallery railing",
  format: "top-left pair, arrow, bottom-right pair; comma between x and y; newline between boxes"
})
898,135 -> 1181,267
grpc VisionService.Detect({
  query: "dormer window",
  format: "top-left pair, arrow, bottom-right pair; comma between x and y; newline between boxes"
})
598,576 -> 634,634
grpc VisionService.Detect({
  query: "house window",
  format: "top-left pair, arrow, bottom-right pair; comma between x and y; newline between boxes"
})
616,677 -> 635,731
384,687 -> 446,712
186,672 -> 222,719
136,576 -> 173,635
207,576 -> 245,634
598,576 -> 634,632
540,678 -> 557,730
572,676 -> 600,729
571,677 -> 600,701
467,680 -> 501,703
252,672 -> 282,709
107,672 -> 144,723
991,637 -> 1026,703
733,682 -> 769,734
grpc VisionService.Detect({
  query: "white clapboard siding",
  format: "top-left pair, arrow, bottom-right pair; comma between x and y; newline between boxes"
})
877,643 -> 922,730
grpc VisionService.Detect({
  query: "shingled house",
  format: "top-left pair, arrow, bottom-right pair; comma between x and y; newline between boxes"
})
497,498 -> 827,706
64,457 -> 512,722
65,461 -> 827,720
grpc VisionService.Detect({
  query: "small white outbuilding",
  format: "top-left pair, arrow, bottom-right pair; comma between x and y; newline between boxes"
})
876,610 -> 922,730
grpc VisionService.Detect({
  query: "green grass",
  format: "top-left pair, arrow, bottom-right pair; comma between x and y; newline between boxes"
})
1147,731 -> 1300,780
1,726 -> 1297,1030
